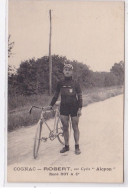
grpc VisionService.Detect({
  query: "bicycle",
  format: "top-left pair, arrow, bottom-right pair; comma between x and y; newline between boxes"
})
29,105 -> 65,159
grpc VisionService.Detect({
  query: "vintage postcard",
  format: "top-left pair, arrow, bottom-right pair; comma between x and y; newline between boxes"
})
7,0 -> 124,183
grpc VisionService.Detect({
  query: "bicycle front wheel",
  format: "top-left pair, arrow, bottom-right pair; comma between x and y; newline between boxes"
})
56,117 -> 64,145
33,121 -> 42,159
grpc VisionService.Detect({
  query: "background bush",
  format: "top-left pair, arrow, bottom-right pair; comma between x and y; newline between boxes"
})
8,55 -> 124,98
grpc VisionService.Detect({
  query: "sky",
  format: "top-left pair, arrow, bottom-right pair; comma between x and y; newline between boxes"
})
9,0 -> 124,72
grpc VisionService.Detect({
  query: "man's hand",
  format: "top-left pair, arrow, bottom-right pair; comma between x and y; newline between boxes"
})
77,108 -> 82,117
55,101 -> 60,106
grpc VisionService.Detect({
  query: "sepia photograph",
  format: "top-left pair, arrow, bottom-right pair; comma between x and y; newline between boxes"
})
7,0 -> 124,183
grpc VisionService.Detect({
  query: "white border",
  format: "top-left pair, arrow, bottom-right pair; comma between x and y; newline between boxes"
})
0,0 -> 6,188
0,0 -> 128,189
124,0 -> 128,187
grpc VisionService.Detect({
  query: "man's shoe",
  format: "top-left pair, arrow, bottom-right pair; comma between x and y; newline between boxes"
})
60,146 -> 69,153
75,144 -> 81,155
75,148 -> 81,155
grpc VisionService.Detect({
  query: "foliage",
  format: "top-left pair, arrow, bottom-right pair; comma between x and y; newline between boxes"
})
8,35 -> 14,58
8,35 -> 16,76
110,61 -> 124,85
8,55 -> 124,96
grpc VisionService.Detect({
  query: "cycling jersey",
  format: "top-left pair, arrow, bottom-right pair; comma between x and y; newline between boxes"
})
50,77 -> 82,109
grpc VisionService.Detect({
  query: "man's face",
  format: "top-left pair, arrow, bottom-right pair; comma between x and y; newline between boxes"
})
63,68 -> 73,77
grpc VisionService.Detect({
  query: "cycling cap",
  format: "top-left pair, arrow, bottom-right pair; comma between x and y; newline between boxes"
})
64,63 -> 73,70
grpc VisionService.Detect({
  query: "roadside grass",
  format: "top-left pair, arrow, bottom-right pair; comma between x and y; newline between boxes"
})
8,86 -> 123,131
8,94 -> 52,112
82,86 -> 123,106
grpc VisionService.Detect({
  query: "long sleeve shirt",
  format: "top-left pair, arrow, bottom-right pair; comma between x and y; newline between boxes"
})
50,77 -> 82,108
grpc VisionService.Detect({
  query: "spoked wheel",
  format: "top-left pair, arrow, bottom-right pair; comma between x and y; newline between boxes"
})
33,121 -> 42,159
56,117 -> 65,145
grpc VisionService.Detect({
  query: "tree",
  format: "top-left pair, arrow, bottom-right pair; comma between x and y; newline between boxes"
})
8,54 -> 124,96
110,61 -> 124,85
8,35 -> 16,76
8,34 -> 14,58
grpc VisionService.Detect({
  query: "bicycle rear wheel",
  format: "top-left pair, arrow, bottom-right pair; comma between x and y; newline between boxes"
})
56,117 -> 64,145
33,121 -> 42,159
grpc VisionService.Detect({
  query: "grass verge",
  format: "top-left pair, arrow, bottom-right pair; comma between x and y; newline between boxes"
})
8,86 -> 123,131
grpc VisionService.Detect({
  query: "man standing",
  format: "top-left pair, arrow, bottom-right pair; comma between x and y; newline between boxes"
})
50,64 -> 82,155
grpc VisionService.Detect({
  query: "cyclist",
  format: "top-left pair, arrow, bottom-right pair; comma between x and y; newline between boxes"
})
50,63 -> 82,155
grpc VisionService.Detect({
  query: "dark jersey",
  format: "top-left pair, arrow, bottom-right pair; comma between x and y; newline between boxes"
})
50,77 -> 82,108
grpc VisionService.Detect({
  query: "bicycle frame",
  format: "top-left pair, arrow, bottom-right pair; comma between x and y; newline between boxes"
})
30,106 -> 62,141
29,105 -> 72,142
30,105 -> 65,159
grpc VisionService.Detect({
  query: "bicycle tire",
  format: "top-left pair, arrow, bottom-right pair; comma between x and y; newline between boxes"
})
33,121 -> 42,159
56,117 -> 65,145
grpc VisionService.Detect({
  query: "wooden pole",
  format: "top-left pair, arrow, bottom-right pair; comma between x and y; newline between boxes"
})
49,10 -> 52,96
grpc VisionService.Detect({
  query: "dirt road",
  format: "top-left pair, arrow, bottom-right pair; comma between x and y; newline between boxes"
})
7,95 -> 123,183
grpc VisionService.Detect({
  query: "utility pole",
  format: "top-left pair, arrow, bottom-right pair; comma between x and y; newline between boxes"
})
49,9 -> 52,96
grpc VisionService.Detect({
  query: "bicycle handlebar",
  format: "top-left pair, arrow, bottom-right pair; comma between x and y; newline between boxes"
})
29,106 -> 53,114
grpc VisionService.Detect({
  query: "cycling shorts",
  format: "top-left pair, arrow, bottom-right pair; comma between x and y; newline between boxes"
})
60,104 -> 79,117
